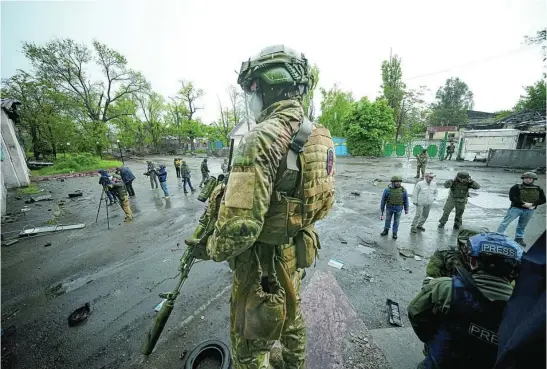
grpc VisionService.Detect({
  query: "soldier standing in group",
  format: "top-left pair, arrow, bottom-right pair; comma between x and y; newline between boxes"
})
174,157 -> 182,178
180,160 -> 196,194
115,166 -> 136,197
108,177 -> 133,222
190,45 -> 335,369
411,173 -> 438,233
415,149 -> 428,179
199,158 -> 210,188
408,232 -> 522,369
145,161 -> 158,190
445,141 -> 456,160
438,172 -> 480,230
496,171 -> 546,247
380,176 -> 409,239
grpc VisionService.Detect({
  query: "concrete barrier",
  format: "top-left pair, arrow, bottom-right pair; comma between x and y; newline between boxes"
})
487,149 -> 546,169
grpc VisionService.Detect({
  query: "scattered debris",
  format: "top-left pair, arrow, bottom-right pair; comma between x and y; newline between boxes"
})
179,349 -> 188,360
200,316 -> 205,320
356,245 -> 375,255
53,210 -> 61,217
20,207 -> 31,213
386,299 -> 403,327
397,247 -> 414,258
328,259 -> 344,269
414,255 -> 422,261
25,194 -> 53,204
401,267 -> 413,273
2,216 -> 16,223
68,303 -> 91,327
338,235 -> 347,244
68,190 -> 83,198
351,191 -> 361,196
19,223 -> 86,237
154,299 -> 167,312
15,196 -> 22,200
534,166 -> 546,174
1,239 -> 19,247
44,242 -> 52,248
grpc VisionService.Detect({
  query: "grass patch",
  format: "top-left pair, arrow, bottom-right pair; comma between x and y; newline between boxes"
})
16,183 -> 42,195
31,153 -> 122,176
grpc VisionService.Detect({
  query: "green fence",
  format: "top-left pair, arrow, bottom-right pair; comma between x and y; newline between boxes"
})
384,135 -> 450,160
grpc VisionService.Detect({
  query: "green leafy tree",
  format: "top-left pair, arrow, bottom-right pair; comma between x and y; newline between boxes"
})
524,28 -> 546,61
381,53 -> 406,141
303,64 -> 320,121
514,79 -> 546,114
22,38 -> 149,139
342,97 -> 395,156
428,77 -> 474,127
318,84 -> 354,136
136,91 -> 165,149
493,110 -> 514,121
175,80 -> 205,152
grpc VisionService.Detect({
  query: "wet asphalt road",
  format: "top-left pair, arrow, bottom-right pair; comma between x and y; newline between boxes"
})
1,156 -> 545,369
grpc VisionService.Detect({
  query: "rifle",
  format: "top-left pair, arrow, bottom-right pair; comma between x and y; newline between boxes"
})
140,139 -> 235,356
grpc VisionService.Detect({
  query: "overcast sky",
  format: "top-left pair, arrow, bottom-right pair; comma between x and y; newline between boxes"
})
2,0 -> 545,124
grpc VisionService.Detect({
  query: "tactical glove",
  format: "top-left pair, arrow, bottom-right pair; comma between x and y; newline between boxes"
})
184,238 -> 210,260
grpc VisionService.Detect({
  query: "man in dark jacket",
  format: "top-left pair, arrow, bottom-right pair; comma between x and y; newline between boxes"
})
199,158 -> 210,188
154,164 -> 169,199
116,166 -> 136,197
497,172 -> 546,247
408,232 -> 522,369
180,160 -> 196,194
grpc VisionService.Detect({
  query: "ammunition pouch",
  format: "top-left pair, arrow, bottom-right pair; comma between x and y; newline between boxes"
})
295,226 -> 320,269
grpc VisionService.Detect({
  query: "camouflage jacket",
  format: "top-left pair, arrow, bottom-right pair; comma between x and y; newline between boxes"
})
418,153 -> 428,166
206,99 -> 305,262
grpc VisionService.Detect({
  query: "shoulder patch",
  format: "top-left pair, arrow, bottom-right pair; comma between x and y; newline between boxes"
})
326,147 -> 334,175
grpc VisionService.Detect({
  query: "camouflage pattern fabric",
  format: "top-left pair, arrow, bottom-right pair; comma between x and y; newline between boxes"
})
439,196 -> 467,227
230,269 -> 306,369
119,196 -> 133,221
426,227 -> 484,278
207,98 -> 334,369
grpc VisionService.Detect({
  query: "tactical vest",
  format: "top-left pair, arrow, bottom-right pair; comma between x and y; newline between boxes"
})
425,273 -> 507,369
256,118 -> 335,269
386,186 -> 405,206
451,181 -> 470,199
519,184 -> 540,203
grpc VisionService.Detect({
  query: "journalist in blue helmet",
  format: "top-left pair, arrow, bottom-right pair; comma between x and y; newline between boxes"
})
408,232 -> 522,369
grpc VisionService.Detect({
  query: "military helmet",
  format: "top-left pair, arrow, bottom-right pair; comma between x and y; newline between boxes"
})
521,171 -> 538,179
390,175 -> 403,182
463,232 -> 523,278
237,45 -> 314,96
456,172 -> 470,179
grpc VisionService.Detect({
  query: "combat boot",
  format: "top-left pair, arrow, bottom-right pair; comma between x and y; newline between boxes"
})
411,228 -> 418,233
392,232 -> 398,239
417,226 -> 426,231
380,229 -> 389,236
453,224 -> 460,230
438,223 -> 445,228
514,238 -> 526,247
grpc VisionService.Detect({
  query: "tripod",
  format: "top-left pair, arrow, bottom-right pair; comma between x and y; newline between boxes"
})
95,188 -> 110,229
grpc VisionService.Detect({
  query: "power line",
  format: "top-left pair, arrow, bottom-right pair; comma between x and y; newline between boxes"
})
404,44 -> 540,82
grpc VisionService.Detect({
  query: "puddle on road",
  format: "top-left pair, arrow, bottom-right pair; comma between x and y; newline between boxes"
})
467,193 -> 508,209
44,276 -> 93,301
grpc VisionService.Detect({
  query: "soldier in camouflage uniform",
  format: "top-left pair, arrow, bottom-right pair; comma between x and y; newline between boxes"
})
425,227 -> 487,278
438,172 -> 480,229
201,45 -> 335,369
496,172 -> 546,247
415,149 -> 428,179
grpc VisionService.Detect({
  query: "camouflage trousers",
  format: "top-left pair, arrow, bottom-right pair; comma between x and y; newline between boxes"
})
230,270 -> 306,369
439,196 -> 466,227
120,196 -> 133,220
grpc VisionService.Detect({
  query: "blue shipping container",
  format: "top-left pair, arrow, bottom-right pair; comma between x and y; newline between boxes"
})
332,137 -> 349,156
